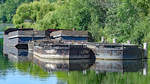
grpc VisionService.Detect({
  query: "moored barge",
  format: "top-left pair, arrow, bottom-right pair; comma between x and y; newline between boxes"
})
91,43 -> 144,60
4,28 -> 147,60
29,40 -> 92,59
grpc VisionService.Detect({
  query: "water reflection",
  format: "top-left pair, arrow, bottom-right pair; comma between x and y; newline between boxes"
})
4,47 -> 29,62
3,47 -> 148,74
32,55 -> 147,74
32,56 -> 95,72
92,60 -> 146,73
3,47 -> 51,77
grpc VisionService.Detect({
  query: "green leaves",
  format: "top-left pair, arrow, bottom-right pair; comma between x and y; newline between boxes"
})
13,0 -> 54,29
104,1 -> 140,43
13,0 -> 106,42
0,0 -> 33,23
11,0 -> 150,43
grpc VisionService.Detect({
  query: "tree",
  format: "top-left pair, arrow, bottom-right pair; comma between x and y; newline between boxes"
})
104,1 -> 140,42
0,0 -> 33,23
36,0 -> 106,41
13,0 -> 106,41
12,0 -> 150,43
13,0 -> 55,28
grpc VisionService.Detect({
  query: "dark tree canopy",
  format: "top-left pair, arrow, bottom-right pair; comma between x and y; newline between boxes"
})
0,0 -> 33,23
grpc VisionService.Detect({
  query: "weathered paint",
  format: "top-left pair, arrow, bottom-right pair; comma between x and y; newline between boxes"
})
4,28 -> 46,47
87,43 -> 144,59
30,41 -> 92,59
4,28 -> 145,60
61,36 -> 88,41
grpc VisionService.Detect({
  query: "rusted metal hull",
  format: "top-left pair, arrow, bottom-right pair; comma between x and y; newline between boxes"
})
4,28 -> 46,47
32,42 -> 92,59
95,45 -> 143,60
95,49 -> 123,59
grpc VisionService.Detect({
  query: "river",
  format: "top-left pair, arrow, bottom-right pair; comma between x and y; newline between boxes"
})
0,43 -> 149,84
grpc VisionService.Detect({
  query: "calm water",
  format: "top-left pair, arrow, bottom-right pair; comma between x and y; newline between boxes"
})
0,46 -> 149,84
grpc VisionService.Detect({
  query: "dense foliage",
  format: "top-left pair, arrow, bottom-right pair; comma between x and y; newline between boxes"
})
0,0 -> 33,23
13,0 -> 107,41
0,0 -> 149,43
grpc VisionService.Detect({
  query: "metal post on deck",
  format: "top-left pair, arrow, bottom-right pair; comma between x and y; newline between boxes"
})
143,43 -> 148,59
127,40 -> 130,44
101,36 -> 104,43
113,38 -> 116,44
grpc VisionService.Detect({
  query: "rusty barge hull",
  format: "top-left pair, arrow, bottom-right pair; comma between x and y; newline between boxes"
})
92,44 -> 143,60
29,40 -> 144,60
29,40 -> 92,59
4,28 -> 145,60
4,28 -> 46,48
33,45 -> 91,59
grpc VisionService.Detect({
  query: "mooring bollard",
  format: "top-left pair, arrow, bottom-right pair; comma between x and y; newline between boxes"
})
101,36 -> 104,43
113,38 -> 116,43
143,43 -> 148,59
127,40 -> 130,44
